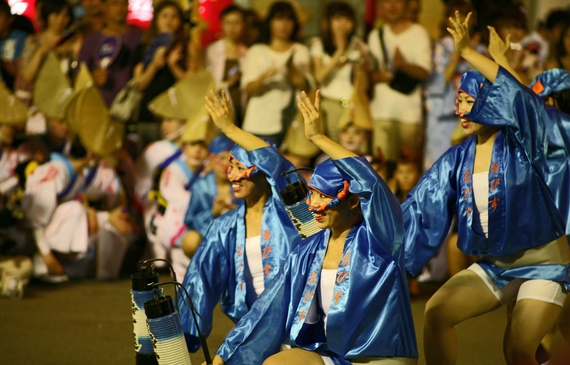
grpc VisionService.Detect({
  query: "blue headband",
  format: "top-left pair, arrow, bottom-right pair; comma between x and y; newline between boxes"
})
530,69 -> 570,98
307,159 -> 350,212
209,135 -> 234,155
227,144 -> 259,182
455,70 -> 486,117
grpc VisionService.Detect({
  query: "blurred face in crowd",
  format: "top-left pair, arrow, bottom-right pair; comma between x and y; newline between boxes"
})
48,7 -> 71,33
47,118 -> 69,141
212,150 -> 230,180
329,14 -> 354,41
156,5 -> 182,34
339,124 -> 368,153
222,11 -> 245,42
394,161 -> 419,194
497,23 -> 526,44
405,0 -> 420,22
104,0 -> 129,25
227,157 -> 268,200
270,14 -> 295,41
183,141 -> 208,172
160,119 -> 184,141
377,0 -> 407,24
81,0 -> 103,17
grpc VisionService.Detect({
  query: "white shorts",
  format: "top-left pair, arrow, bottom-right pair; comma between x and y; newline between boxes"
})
468,263 -> 567,307
281,345 -> 418,364
323,356 -> 417,364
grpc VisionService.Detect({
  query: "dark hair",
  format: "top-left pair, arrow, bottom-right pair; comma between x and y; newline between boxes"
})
141,0 -> 184,46
69,137 -> 88,159
551,89 -> 570,115
546,9 -> 570,31
11,14 -> 36,34
220,4 -> 244,21
259,1 -> 299,44
490,6 -> 527,33
321,1 -> 356,56
40,0 -> 72,29
0,0 -> 11,17
556,23 -> 570,58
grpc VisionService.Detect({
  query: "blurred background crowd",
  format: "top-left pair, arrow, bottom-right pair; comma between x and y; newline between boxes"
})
0,0 -> 569,298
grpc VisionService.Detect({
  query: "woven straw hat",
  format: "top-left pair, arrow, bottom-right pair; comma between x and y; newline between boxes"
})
75,86 -> 124,156
0,81 -> 28,125
33,53 -> 73,120
337,88 -> 373,132
280,118 -> 320,158
148,69 -> 216,122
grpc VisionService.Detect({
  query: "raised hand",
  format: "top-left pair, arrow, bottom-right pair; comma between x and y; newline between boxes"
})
205,90 -> 235,134
297,90 -> 323,141
447,11 -> 472,56
487,25 -> 511,63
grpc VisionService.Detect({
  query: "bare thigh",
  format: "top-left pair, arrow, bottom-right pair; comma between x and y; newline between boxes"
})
263,348 -> 325,365
425,269 -> 501,326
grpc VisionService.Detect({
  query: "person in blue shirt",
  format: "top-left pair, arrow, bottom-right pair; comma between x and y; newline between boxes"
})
204,90 -> 418,365
0,1 -> 27,90
403,12 -> 570,365
176,90 -> 303,352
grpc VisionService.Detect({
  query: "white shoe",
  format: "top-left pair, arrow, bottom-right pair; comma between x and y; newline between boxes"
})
32,254 -> 69,284
32,254 -> 48,277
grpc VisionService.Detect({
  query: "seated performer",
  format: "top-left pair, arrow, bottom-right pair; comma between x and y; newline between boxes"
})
177,90 -> 304,351
402,12 -> 570,365
206,90 -> 418,365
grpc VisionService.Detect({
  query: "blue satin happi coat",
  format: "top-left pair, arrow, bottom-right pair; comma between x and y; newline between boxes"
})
177,146 -> 302,352
530,69 -> 570,235
217,157 -> 418,364
402,67 -> 570,289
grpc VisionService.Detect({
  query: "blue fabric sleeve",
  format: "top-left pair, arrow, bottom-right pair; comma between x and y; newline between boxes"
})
470,66 -> 548,165
247,146 -> 299,192
332,157 -> 405,260
177,216 -> 232,352
401,149 -> 459,275
217,251 -> 294,363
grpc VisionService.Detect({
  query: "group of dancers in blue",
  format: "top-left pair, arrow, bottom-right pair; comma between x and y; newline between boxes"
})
174,12 -> 570,365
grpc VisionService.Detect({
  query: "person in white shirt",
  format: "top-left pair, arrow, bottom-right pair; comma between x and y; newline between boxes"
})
367,0 -> 432,162
241,1 -> 312,146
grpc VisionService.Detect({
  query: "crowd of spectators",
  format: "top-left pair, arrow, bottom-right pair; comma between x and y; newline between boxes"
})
1,0 -> 569,298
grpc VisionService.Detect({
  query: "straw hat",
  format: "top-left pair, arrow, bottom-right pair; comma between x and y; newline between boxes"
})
65,63 -> 96,135
181,112 -> 217,146
148,69 -> 216,122
75,86 -> 124,156
33,52 -> 73,120
0,81 -> 28,125
337,88 -> 374,132
280,117 -> 321,159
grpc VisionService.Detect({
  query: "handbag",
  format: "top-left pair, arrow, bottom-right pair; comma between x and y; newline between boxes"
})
110,78 -> 143,122
378,27 -> 420,95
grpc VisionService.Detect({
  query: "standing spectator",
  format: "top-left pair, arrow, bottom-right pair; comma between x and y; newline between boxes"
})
546,23 -> 570,72
241,1 -> 311,146
0,0 -> 28,90
544,8 -> 570,69
77,0 -> 104,37
367,0 -> 432,162
132,0 -> 188,151
14,0 -> 72,106
423,2 -> 486,171
77,0 -> 142,106
205,5 -> 247,125
310,1 -> 370,143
